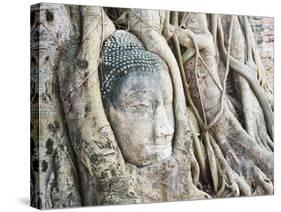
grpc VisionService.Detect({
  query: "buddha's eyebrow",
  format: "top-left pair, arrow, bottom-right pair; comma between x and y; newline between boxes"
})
120,90 -> 153,105
123,90 -> 152,99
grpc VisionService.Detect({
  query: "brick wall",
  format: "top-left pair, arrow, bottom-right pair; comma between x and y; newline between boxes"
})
251,16 -> 274,90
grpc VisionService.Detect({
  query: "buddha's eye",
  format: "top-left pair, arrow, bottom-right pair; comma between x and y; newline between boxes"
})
136,103 -> 151,111
126,103 -> 152,114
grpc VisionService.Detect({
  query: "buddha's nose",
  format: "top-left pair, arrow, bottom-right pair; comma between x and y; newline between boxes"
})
153,105 -> 174,140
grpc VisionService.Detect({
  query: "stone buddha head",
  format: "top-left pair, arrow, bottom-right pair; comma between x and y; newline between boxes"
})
100,30 -> 174,167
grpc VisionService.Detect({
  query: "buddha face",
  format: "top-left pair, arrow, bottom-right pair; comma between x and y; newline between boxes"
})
107,69 -> 174,167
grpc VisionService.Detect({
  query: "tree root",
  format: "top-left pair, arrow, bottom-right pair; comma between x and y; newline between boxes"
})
217,16 -> 273,139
